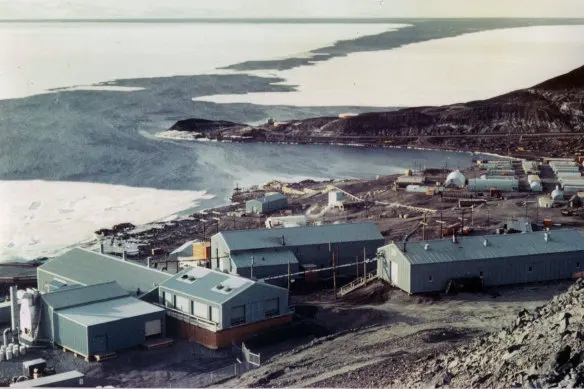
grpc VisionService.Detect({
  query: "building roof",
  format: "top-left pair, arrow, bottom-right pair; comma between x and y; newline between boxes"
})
160,266 -> 279,305
38,248 -> 171,293
385,229 -> 584,265
248,193 -> 287,204
42,281 -> 129,310
170,240 -> 198,256
231,250 -> 298,269
217,222 -> 383,253
58,296 -> 164,327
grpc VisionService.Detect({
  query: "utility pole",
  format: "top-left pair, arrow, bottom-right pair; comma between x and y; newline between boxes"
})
356,256 -> 359,278
440,211 -> 444,238
250,256 -> 254,279
363,246 -> 367,277
287,260 -> 291,292
536,197 -> 539,224
471,205 -> 474,227
421,213 -> 428,240
333,252 -> 337,299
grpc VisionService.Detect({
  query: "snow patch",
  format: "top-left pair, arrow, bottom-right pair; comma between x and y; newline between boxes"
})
0,180 -> 214,262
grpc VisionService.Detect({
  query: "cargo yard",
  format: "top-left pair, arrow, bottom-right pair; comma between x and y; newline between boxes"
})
2,156 -> 584,387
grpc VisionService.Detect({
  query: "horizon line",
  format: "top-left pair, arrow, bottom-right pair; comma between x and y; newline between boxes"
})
2,17 -> 584,23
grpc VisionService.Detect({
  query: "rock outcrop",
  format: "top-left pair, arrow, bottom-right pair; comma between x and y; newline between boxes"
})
399,278 -> 584,388
172,65 -> 584,156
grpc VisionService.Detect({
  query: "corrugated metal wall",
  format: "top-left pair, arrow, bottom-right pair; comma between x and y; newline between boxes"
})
408,251 -> 583,293
85,311 -> 165,356
377,244 -> 412,293
233,262 -> 299,285
53,314 -> 89,356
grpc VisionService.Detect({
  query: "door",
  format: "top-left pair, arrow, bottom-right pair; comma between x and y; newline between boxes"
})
145,319 -> 162,337
93,334 -> 107,354
390,261 -> 399,285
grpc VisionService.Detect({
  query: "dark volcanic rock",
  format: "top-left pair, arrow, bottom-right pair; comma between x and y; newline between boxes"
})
169,65 -> 584,156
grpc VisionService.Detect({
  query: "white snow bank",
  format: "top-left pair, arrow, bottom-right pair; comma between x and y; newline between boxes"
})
0,180 -> 214,262
194,25 -> 584,107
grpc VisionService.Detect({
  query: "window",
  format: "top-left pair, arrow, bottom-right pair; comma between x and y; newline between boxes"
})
161,291 -> 166,305
231,305 -> 246,326
190,300 -> 194,315
173,295 -> 177,308
265,298 -> 279,318
528,266 -> 533,272
577,262 -> 581,269
479,271 -> 484,277
428,275 -> 433,282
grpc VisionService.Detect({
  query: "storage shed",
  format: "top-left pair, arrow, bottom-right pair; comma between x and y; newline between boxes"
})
377,230 -> 584,294
246,193 -> 288,214
158,267 -> 292,349
40,282 -> 165,358
37,248 -> 171,297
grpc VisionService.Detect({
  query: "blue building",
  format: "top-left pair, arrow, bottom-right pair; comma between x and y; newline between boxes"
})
245,193 -> 288,214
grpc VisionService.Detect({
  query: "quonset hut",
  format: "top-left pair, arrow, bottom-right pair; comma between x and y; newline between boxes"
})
377,230 -> 584,294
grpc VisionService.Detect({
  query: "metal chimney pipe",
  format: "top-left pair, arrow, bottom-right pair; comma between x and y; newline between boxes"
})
10,285 -> 19,333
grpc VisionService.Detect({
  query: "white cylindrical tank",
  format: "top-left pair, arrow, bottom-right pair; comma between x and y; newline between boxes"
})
19,345 -> 26,356
12,345 -> 19,357
0,350 -> 4,361
6,348 -> 12,360
445,170 -> 466,188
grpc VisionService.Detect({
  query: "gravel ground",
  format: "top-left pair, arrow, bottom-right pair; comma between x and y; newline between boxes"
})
219,280 -> 573,388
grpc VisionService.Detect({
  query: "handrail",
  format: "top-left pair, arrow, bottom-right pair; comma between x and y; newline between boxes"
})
338,272 -> 378,296
153,303 -> 219,331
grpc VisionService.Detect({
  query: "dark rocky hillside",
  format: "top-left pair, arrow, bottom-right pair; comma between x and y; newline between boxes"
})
170,65 -> 584,156
399,278 -> 584,388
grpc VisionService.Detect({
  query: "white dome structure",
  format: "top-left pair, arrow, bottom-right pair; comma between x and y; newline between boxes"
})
445,170 -> 466,188
551,185 -> 564,201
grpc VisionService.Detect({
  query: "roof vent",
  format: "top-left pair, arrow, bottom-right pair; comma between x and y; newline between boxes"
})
544,232 -> 550,242
181,274 -> 189,279
188,276 -> 196,282
483,239 -> 488,247
224,287 -> 232,292
424,244 -> 429,251
216,284 -> 224,290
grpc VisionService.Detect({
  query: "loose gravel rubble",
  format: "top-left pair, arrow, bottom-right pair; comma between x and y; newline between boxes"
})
399,278 -> 584,388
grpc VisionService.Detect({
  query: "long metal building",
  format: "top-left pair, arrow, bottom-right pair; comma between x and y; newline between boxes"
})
38,282 -> 166,358
210,222 -> 384,283
377,230 -> 584,294
467,177 -> 519,192
37,248 -> 171,297
158,267 -> 292,349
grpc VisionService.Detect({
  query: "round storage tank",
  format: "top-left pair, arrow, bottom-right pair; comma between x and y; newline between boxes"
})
445,170 -> 466,188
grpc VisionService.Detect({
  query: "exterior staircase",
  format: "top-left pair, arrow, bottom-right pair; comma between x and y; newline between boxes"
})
337,272 -> 378,297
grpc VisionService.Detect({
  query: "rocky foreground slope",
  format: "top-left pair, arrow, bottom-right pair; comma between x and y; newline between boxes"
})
169,65 -> 584,155
400,278 -> 584,388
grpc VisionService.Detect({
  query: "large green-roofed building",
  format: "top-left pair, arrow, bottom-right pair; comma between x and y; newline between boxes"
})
37,248 -> 171,297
